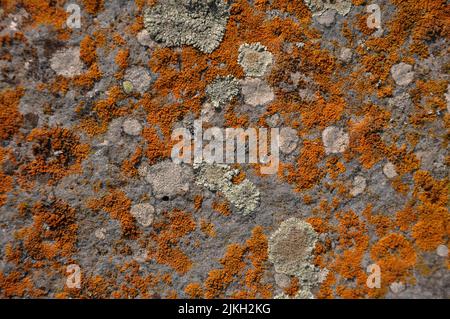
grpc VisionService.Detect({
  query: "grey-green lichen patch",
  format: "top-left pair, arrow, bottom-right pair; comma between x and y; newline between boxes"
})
238,43 -> 273,77
143,0 -> 230,54
304,0 -> 352,17
269,218 -> 321,290
206,75 -> 240,110
194,163 -> 260,215
223,179 -> 260,215
194,163 -> 238,192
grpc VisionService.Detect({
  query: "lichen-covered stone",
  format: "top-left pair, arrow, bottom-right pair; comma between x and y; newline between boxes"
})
339,47 -> 353,63
122,81 -> 134,94
390,282 -> 406,294
316,9 -> 336,27
436,244 -> 448,257
279,128 -> 299,154
223,179 -> 260,215
136,29 -> 157,48
350,175 -> 366,197
383,162 -> 398,179
269,218 -> 325,296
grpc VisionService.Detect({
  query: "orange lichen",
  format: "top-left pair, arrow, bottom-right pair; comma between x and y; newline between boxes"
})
300,95 -> 345,130
185,283 -> 204,299
411,171 -> 449,251
88,190 -> 139,239
80,35 -> 98,66
121,146 -> 143,177
149,209 -> 196,274
0,147 -> 13,206
395,205 -> 418,232
194,195 -> 203,211
212,200 -> 232,216
20,0 -> 68,32
127,15 -> 144,35
283,277 -> 299,297
326,156 -> 346,180
347,104 -> 390,169
18,128 -> 89,187
87,85 -> 131,133
317,210 -> 370,299
303,194 -> 314,205
371,233 -> 417,294
141,126 -> 172,164
16,201 -> 78,261
231,170 -> 246,184
0,87 -> 24,141
115,48 -> 130,70
204,244 -> 246,299
282,139 -> 325,191
204,226 -> 271,299
200,219 -> 217,238
0,271 -> 35,298
391,177 -> 410,195
72,63 -> 103,89
82,0 -> 104,15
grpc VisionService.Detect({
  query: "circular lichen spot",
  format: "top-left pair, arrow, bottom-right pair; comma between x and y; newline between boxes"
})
122,80 -> 134,94
269,218 -> 318,276
238,42 -> 273,77
130,203 -> 155,227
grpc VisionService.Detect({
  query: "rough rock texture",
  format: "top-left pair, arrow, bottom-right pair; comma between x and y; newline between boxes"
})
0,0 -> 448,300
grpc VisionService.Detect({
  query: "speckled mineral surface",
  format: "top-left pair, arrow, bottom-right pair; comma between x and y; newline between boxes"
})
0,0 -> 448,301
